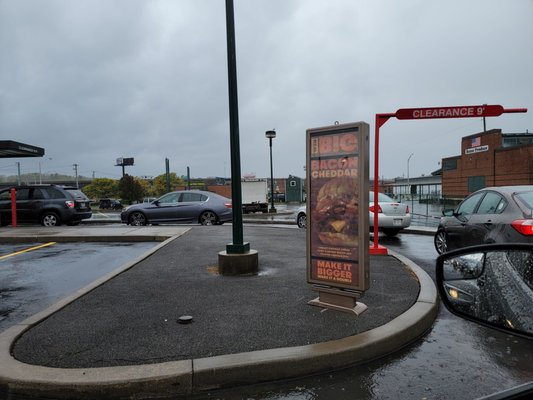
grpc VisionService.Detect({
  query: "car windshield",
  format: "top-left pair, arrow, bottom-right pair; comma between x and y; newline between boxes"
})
369,191 -> 394,202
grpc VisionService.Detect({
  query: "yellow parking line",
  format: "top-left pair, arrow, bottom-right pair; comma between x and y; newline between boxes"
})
0,242 -> 57,261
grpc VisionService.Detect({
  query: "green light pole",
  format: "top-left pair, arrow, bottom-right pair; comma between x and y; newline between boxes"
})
225,0 -> 249,254
265,130 -> 277,213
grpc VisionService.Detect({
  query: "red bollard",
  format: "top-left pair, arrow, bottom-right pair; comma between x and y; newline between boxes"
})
10,188 -> 17,228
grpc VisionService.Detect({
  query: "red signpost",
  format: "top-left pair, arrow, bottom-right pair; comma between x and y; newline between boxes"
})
371,104 -> 527,255
10,188 -> 17,228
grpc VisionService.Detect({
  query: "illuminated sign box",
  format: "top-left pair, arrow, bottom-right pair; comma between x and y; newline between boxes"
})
306,122 -> 370,311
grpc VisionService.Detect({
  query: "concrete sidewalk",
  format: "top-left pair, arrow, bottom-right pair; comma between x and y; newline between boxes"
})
0,225 -> 438,399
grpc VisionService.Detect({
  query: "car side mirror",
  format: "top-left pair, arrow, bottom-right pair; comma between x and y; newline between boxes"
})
153,200 -> 160,206
442,208 -> 454,217
436,244 -> 533,339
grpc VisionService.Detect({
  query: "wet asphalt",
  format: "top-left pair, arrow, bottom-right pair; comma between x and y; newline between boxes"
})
11,225 -> 419,368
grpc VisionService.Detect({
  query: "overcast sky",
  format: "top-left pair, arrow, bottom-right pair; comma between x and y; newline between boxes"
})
1,0 -> 532,181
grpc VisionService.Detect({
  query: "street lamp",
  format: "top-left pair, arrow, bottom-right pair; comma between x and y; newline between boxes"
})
407,153 -> 414,198
265,130 -> 277,213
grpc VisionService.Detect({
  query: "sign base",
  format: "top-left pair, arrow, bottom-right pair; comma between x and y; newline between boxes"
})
308,287 -> 368,315
370,244 -> 388,256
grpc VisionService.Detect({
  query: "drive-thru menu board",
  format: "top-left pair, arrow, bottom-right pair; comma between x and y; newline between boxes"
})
306,122 -> 369,292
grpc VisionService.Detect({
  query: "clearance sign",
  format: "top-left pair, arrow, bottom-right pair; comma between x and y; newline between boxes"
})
306,122 -> 370,296
395,104 -> 506,120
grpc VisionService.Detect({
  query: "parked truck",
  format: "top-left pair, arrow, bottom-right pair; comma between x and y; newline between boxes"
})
241,179 -> 268,213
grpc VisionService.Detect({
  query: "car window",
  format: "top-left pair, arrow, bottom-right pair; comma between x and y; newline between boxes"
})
0,190 -> 11,201
158,192 -> 180,204
515,191 -> 533,209
64,189 -> 89,200
456,192 -> 484,215
31,188 -> 45,200
476,192 -> 506,214
506,251 -> 533,291
180,193 -> 206,202
15,188 -> 30,200
45,187 -> 66,199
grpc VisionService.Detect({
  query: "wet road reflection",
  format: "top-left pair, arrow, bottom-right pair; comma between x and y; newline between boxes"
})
189,234 -> 533,400
0,242 -> 155,332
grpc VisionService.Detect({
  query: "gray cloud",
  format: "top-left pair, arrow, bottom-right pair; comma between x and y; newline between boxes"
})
1,0 -> 532,181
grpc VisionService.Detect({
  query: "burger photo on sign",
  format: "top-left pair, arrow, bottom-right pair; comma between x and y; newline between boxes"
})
312,176 -> 358,247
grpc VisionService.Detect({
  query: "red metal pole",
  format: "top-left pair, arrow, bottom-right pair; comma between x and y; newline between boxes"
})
370,114 -> 394,256
10,188 -> 17,228
373,115 -> 380,250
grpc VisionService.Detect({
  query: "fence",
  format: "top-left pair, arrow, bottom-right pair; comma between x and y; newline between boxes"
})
392,193 -> 465,227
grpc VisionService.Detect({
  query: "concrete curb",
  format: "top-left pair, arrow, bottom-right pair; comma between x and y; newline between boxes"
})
0,226 -> 191,243
0,241 -> 438,399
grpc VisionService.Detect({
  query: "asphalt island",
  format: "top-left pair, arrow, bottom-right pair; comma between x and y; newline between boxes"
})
0,224 -> 438,399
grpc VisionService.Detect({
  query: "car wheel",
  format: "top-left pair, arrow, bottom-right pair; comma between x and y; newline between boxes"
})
382,228 -> 400,237
129,211 -> 147,226
434,229 -> 448,255
297,212 -> 307,229
200,211 -> 218,225
41,212 -> 61,227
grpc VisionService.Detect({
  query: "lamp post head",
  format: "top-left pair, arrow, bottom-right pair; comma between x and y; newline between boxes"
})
265,130 -> 276,139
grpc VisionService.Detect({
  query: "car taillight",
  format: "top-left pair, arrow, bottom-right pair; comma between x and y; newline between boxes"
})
406,205 -> 410,214
511,219 -> 533,235
65,201 -> 75,209
225,202 -> 232,209
369,205 -> 382,213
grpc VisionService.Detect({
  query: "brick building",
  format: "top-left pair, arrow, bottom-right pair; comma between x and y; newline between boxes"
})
442,129 -> 533,197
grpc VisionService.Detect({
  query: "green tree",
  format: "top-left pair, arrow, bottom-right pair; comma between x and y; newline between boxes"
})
118,175 -> 146,204
152,173 -> 184,196
82,178 -> 119,200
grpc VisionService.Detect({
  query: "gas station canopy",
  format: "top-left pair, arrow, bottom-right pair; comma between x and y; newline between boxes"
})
0,140 -> 44,158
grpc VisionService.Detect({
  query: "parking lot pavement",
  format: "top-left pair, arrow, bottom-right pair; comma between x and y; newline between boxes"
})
0,225 -> 190,242
0,225 -> 438,399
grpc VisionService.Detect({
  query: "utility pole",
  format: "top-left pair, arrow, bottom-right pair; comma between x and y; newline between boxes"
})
483,103 -> 487,132
407,153 -> 414,196
165,158 -> 170,193
73,164 -> 79,188
16,162 -> 21,185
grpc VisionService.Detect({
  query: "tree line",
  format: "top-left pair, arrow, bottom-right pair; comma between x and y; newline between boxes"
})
81,173 -> 184,204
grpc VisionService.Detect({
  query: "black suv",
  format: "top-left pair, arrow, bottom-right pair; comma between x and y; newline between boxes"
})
0,184 -> 92,226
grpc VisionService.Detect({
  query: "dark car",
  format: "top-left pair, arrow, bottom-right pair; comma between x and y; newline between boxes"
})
437,244 -> 533,399
434,186 -> 533,254
99,198 -> 122,210
0,184 -> 92,227
120,190 -> 232,226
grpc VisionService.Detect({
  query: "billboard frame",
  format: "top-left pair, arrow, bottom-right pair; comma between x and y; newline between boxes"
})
306,121 -> 370,314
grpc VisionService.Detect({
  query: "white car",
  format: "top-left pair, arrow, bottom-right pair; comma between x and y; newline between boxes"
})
296,206 -> 307,228
295,192 -> 411,237
369,191 -> 411,236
